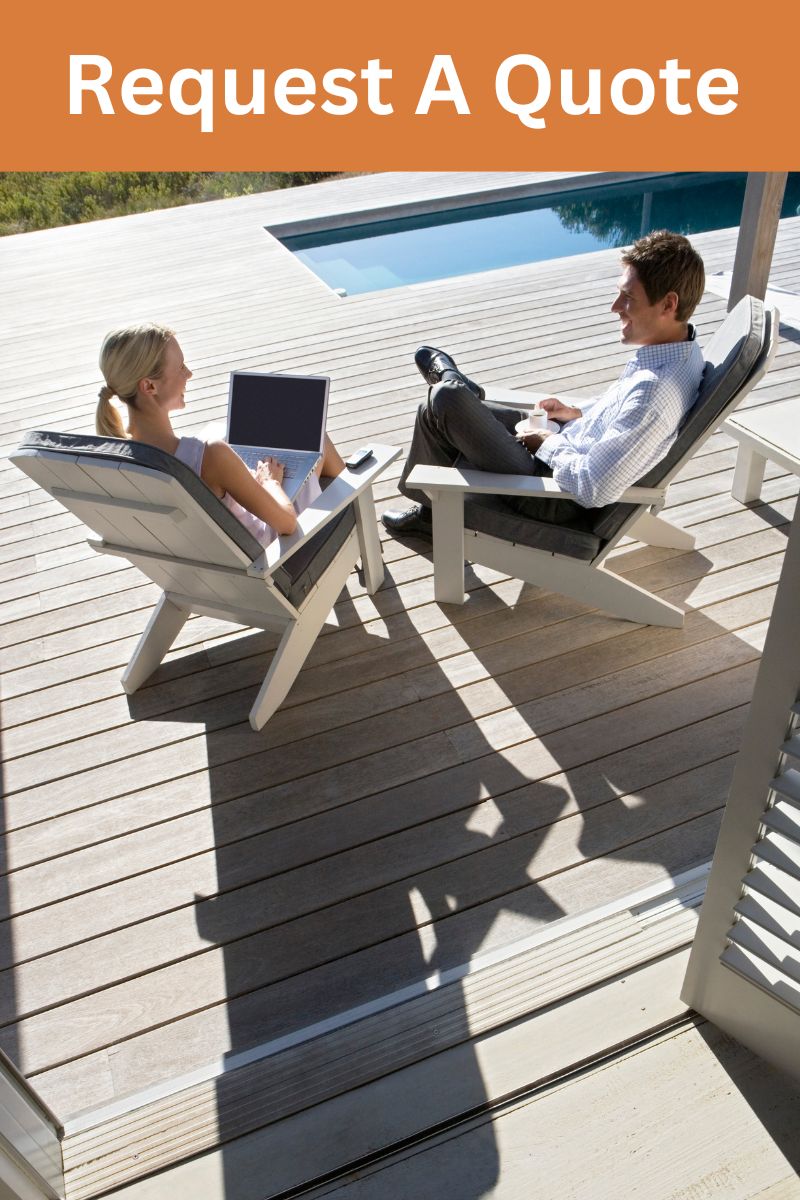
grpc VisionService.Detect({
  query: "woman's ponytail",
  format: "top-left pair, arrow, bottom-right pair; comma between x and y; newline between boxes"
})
95,385 -> 129,439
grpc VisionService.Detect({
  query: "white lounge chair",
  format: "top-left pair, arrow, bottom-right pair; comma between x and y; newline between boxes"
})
10,434 -> 400,730
407,296 -> 778,629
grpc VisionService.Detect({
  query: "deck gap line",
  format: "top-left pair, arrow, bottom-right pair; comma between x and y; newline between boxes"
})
438,659 -> 759,768
0,599 -> 155,656
441,691 -> 753,782
1,621 -> 232,687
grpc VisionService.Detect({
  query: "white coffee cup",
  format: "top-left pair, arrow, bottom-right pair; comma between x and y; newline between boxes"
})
521,407 -> 548,432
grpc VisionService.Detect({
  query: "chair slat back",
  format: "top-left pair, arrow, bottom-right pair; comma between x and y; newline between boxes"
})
11,434 -> 298,622
14,448 -> 252,567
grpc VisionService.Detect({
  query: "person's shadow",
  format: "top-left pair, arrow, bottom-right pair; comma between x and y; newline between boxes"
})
183,554 -> 574,1197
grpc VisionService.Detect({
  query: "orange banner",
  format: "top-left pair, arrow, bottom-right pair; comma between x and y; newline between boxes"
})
2,0 -> 795,169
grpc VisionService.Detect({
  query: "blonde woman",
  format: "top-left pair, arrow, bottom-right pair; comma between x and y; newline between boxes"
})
96,323 -> 344,544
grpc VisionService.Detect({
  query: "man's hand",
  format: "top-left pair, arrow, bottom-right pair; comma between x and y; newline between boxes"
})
517,428 -> 555,452
539,397 -> 582,423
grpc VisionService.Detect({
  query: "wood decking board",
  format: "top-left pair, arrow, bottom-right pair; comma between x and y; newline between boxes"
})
1,173 -> 798,1135
305,1019 -> 800,1200
7,706 -> 748,992
31,834 -> 710,1100
0,753 -> 733,1040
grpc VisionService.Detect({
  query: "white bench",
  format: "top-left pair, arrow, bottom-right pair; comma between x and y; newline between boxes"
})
725,397 -> 800,502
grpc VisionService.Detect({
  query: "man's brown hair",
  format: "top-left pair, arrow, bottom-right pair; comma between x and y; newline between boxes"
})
622,230 -> 705,323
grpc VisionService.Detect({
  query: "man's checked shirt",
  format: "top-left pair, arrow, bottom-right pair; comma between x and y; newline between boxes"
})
535,329 -> 705,508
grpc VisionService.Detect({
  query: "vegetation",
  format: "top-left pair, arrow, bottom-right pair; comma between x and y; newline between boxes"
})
0,172 -> 337,236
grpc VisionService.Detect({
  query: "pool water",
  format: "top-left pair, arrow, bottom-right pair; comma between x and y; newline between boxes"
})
280,173 -> 800,297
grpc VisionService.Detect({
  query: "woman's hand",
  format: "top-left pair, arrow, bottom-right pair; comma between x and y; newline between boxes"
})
201,441 -> 297,536
255,456 -> 285,485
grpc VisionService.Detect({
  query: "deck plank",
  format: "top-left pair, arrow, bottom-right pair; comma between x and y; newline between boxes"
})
305,1020 -> 800,1200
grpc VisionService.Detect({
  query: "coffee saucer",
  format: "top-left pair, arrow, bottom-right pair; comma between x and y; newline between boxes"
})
515,418 -> 559,436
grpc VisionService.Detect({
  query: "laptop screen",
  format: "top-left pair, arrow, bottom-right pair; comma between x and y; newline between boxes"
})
227,372 -> 329,451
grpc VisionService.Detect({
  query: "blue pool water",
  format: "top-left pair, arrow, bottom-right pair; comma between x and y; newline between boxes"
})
280,173 -> 800,297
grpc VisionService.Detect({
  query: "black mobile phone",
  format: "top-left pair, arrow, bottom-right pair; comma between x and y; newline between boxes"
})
345,447 -> 374,469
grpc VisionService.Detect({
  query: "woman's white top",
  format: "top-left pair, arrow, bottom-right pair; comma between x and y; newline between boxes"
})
174,436 -> 321,548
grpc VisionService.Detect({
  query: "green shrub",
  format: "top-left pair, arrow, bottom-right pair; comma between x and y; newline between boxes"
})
0,172 -> 339,235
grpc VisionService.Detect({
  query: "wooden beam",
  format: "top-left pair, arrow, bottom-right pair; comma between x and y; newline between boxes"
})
728,173 -> 788,310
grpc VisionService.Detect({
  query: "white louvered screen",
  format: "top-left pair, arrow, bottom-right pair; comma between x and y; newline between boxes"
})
682,508 -> 800,1079
720,706 -> 800,1013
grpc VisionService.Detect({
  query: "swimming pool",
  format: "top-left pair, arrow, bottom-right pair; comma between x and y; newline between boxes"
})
279,173 -> 800,297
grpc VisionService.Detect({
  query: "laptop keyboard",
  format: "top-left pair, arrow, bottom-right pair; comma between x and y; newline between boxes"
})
236,447 -> 315,476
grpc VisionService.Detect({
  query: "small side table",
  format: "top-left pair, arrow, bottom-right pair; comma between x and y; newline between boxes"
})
724,398 -> 800,502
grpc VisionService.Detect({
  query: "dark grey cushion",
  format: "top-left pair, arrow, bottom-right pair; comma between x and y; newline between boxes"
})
273,479 -> 355,606
464,493 -> 602,560
15,431 -> 355,608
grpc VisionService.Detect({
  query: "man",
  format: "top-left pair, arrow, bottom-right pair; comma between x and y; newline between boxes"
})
382,230 -> 706,538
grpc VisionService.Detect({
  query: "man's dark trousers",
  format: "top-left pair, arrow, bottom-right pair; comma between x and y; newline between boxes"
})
398,379 -> 593,528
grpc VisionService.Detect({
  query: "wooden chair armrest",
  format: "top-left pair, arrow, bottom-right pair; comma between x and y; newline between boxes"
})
406,464 -> 666,507
248,443 -> 401,577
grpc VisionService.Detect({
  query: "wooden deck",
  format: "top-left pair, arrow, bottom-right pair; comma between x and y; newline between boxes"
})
1,172 -> 798,1171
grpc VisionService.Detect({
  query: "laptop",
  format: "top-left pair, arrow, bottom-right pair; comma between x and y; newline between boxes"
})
226,371 -> 330,502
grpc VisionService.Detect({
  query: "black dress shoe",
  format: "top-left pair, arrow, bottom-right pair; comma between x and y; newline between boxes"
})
381,503 -> 433,538
414,346 -> 485,402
